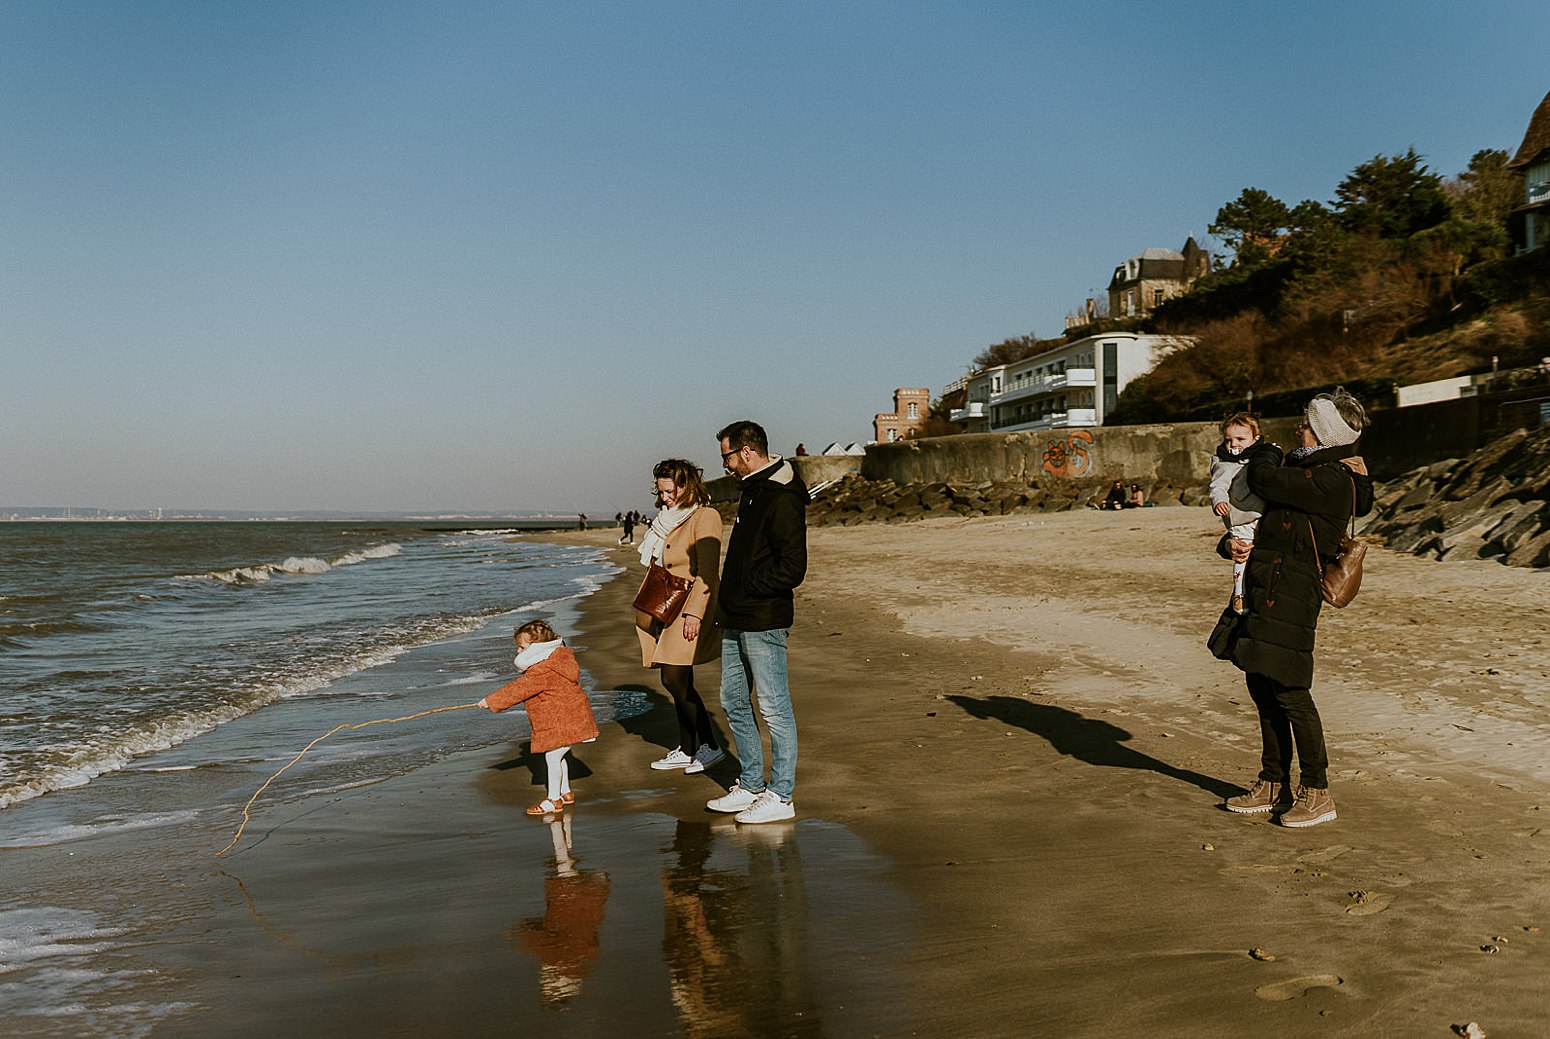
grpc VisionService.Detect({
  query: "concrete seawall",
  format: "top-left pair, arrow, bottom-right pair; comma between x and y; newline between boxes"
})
858,419 -> 1302,491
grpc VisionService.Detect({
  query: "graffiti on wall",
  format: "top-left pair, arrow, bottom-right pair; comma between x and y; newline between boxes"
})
1041,429 -> 1094,479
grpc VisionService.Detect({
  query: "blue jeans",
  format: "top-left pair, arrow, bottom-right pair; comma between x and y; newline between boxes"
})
719,628 -> 797,800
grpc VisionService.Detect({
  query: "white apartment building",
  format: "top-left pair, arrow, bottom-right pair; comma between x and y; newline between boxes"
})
947,332 -> 1180,432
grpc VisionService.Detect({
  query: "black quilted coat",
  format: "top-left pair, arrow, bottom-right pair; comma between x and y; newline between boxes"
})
1227,440 -> 1375,687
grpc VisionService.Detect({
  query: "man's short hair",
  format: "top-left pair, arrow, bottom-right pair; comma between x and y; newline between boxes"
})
717,420 -> 768,455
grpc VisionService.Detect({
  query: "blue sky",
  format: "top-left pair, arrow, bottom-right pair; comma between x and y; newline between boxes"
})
4,1 -> 1547,513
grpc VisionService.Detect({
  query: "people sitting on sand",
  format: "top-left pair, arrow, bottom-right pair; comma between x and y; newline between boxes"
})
1095,480 -> 1127,510
1123,483 -> 1145,509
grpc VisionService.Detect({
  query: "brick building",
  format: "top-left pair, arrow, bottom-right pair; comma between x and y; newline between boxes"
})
874,387 -> 931,443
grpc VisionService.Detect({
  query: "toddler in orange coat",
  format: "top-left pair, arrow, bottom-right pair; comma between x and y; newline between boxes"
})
479,619 -> 599,816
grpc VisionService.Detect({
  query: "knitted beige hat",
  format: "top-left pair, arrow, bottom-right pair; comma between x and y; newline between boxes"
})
1306,395 -> 1360,447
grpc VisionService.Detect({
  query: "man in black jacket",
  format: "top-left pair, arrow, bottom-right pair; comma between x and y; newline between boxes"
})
706,420 -> 809,824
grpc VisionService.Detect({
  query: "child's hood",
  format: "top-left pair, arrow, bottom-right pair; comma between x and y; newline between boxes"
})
518,642 -> 579,682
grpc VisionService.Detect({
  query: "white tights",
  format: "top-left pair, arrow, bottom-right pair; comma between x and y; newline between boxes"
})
545,746 -> 572,800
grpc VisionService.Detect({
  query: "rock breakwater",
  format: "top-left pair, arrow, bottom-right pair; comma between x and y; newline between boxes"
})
1362,426 -> 1550,567
803,475 -> 1198,526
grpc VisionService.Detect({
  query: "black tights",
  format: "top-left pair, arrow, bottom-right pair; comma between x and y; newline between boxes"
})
660,664 -> 716,755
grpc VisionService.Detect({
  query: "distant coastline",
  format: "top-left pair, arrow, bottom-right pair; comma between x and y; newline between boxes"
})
0,511 -> 603,530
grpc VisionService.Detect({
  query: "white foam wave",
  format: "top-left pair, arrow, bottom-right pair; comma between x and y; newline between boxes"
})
441,671 -> 499,686
0,810 -> 204,849
0,612 -> 490,811
178,542 -> 400,584
0,908 -> 129,972
333,543 -> 401,566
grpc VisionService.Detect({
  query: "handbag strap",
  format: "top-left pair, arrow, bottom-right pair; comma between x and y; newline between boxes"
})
1307,465 -> 1360,560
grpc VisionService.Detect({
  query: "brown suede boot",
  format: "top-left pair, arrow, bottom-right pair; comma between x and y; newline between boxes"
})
1224,779 -> 1291,814
1279,786 -> 1337,827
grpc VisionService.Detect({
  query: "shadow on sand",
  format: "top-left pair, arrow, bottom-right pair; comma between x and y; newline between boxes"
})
947,694 -> 1236,798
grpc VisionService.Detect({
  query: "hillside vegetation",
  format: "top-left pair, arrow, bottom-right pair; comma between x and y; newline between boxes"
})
1107,148 -> 1550,422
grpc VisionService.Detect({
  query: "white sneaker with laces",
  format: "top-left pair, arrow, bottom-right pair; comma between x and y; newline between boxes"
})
684,745 -> 725,775
734,789 -> 795,824
650,747 -> 693,770
706,783 -> 761,813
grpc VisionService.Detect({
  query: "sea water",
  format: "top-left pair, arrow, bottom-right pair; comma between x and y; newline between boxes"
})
0,522 -> 621,832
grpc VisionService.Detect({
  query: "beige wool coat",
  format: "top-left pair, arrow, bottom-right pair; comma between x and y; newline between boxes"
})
636,506 -> 723,667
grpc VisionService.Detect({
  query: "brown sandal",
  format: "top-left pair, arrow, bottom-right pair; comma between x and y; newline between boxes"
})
525,797 -> 564,816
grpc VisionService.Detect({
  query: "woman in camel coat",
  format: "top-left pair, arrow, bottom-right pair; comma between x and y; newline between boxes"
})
636,458 -> 724,775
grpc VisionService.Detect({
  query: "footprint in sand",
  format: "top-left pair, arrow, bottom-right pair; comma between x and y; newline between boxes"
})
1344,890 -> 1392,916
1254,975 -> 1345,1002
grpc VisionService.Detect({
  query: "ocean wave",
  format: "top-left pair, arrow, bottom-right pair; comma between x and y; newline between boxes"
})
0,610 -> 488,811
0,810 -> 204,850
180,543 -> 401,585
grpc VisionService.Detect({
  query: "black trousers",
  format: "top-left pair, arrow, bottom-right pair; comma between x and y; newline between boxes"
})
1246,672 -> 1329,789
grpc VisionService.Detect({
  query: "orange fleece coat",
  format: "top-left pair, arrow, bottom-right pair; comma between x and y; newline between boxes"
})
484,646 -> 599,753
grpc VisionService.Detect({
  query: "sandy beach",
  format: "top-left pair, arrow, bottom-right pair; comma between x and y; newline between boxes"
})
6,507 -> 1550,1037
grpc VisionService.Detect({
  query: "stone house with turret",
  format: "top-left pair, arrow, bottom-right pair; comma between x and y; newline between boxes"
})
1510,88 -> 1550,254
1107,237 -> 1211,318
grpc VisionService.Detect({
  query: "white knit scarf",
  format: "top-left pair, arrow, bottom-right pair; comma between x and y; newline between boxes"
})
638,505 -> 698,567
515,637 -> 564,673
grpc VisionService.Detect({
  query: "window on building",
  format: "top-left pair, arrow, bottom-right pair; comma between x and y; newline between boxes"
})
1153,288 -> 1167,308
907,402 -> 919,419
1102,341 -> 1119,415
887,428 -> 898,442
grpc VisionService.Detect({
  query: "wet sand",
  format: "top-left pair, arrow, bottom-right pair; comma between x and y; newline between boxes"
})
6,508 -> 1550,1037
559,511 -> 1550,1036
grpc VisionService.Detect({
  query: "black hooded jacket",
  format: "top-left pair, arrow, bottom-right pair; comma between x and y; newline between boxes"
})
717,457 -> 809,631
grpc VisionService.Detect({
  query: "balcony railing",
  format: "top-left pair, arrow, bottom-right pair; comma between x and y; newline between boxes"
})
987,408 -> 1099,433
987,367 -> 1097,405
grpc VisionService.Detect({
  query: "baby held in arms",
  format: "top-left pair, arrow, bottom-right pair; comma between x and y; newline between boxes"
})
1209,412 -> 1267,614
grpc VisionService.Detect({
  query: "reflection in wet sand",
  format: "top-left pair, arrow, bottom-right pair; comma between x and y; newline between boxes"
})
662,820 -> 821,1037
514,814 -> 611,1008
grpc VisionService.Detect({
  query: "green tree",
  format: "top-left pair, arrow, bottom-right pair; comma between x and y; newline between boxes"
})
973,334 -> 1042,369
1209,188 -> 1292,259
1333,148 -> 1451,238
1449,148 -> 1523,228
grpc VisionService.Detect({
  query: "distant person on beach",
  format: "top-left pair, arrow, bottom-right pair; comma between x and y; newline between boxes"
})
1210,412 -> 1266,614
577,513 -> 587,531
708,420 -> 809,824
795,443 -> 808,456
635,458 -> 725,776
618,511 -> 637,546
479,619 -> 599,817
1123,483 -> 1145,508
1215,388 -> 1373,828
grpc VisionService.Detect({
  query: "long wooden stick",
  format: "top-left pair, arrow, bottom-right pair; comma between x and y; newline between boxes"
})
218,702 -> 480,856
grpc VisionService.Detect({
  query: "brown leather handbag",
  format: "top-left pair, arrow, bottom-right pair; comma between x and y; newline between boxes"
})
633,562 -> 693,624
1308,470 -> 1365,608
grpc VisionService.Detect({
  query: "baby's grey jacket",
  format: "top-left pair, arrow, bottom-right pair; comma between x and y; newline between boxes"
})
1208,448 -> 1266,529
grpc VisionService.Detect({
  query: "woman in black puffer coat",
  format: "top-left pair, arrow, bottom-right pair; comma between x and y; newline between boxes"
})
1218,388 -> 1375,828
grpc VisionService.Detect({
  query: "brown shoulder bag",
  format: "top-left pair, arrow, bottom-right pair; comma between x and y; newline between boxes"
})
634,562 -> 694,624
1307,469 -> 1365,608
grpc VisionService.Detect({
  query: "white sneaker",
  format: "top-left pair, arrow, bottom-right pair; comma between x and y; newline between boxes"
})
683,745 -> 725,775
650,747 -> 693,770
706,783 -> 761,813
734,789 -> 795,824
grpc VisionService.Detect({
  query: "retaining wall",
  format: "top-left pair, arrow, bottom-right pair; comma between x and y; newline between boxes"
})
858,419 -> 1301,490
